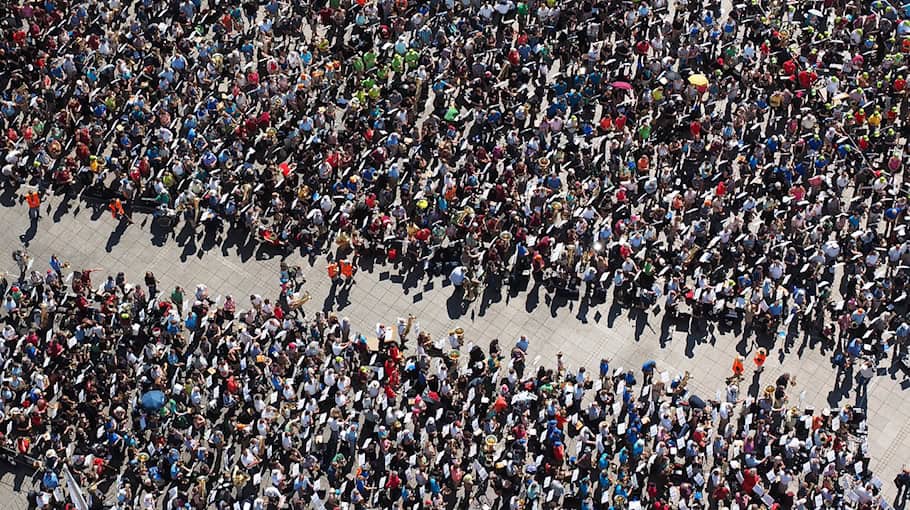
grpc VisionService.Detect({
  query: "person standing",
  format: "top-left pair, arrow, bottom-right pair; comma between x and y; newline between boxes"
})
24,190 -> 40,221
145,272 -> 158,299
642,360 -> 657,385
13,249 -> 31,282
109,197 -> 132,223
49,255 -> 64,278
896,465 -> 910,502
728,355 -> 745,383
753,348 -> 767,372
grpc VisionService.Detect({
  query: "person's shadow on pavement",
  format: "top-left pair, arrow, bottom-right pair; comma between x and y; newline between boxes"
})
525,280 -> 542,313
658,313 -> 674,348
747,370 -> 763,398
446,285 -> 465,319
323,279 -> 339,312
19,216 -> 38,246
827,363 -> 854,407
105,217 -> 130,252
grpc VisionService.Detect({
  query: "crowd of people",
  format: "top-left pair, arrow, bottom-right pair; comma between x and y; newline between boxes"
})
1,0 -> 910,505
0,252 -> 892,510
2,0 -> 910,366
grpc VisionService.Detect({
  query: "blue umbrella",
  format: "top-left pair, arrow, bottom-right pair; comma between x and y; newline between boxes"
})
140,390 -> 167,411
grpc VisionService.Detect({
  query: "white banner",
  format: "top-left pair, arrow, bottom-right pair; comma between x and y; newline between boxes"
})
62,465 -> 90,510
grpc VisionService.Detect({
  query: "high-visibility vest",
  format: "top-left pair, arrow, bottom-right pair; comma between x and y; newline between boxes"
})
25,192 -> 40,208
732,358 -> 744,375
109,199 -> 124,216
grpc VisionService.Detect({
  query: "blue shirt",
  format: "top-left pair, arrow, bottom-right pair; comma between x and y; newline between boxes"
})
517,338 -> 529,352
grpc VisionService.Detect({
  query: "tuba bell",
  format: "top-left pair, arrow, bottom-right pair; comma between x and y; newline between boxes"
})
233,471 -> 250,487
456,206 -> 475,226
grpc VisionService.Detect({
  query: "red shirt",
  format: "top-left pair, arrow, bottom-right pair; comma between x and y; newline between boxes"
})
782,60 -> 796,75
494,395 -> 508,413
553,443 -> 565,461
713,485 -> 730,501
614,115 -> 627,130
742,470 -> 758,493
797,70 -> 816,88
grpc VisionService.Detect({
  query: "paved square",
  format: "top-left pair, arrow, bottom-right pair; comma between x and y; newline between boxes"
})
0,188 -> 908,504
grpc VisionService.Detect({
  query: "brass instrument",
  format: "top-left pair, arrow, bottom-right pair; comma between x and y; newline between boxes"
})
464,277 -> 482,301
233,472 -> 249,487
289,291 -> 311,310
456,206 -> 475,226
402,315 -> 415,338
565,244 -> 576,267
675,371 -> 691,394
335,232 -> 351,249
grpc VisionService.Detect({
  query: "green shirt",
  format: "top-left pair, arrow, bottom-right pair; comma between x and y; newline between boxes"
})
639,125 -> 651,140
391,54 -> 404,72
363,51 -> 377,69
